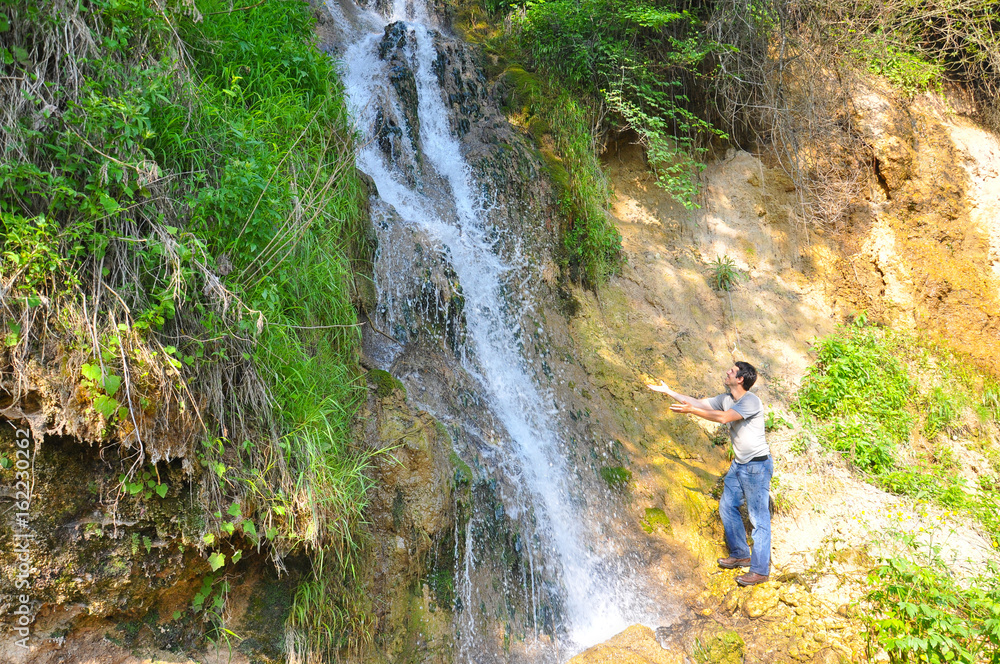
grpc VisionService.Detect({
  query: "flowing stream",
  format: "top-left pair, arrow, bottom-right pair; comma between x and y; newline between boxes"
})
325,0 -> 666,659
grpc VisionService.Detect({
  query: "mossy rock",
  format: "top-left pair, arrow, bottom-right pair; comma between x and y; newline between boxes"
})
694,629 -> 745,664
369,369 -> 405,398
599,466 -> 632,490
640,507 -> 672,535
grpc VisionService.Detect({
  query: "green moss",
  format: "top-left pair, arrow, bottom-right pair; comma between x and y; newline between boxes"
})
450,451 -> 473,488
694,630 -> 745,664
599,466 -> 632,491
640,507 -> 672,534
369,369 -> 405,398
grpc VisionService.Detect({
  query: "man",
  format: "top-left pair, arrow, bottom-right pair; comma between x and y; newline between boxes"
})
647,362 -> 772,586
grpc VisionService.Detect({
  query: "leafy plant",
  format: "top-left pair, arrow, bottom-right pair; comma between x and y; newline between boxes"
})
866,552 -> 1000,663
765,409 -> 791,432
923,386 -> 956,440
710,255 -> 741,291
118,465 -> 167,500
506,0 -> 726,207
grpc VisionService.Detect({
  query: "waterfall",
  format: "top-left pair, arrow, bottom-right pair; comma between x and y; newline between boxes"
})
328,0 -> 662,659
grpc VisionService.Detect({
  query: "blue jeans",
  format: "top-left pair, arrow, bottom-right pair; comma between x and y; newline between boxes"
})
719,456 -> 773,576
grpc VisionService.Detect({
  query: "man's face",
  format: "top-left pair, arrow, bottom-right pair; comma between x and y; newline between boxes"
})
724,365 -> 742,389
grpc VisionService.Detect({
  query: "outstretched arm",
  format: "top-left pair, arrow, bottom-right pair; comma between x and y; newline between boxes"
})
669,401 -> 744,423
646,381 -> 715,410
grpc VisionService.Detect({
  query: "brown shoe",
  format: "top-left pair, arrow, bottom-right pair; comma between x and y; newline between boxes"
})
717,556 -> 751,569
736,572 -> 769,586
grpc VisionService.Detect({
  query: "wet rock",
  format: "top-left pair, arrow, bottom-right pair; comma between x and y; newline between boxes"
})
722,588 -> 744,614
572,624 -> 681,664
696,630 -> 745,664
743,581 -> 781,618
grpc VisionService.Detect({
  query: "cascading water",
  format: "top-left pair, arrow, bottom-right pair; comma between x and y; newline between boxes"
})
325,0 -> 669,659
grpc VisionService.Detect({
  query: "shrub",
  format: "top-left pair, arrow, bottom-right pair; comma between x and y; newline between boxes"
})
866,554 -> 1000,663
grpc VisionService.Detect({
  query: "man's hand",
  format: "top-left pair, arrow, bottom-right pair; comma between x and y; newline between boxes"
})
647,381 -> 673,394
669,402 -> 693,414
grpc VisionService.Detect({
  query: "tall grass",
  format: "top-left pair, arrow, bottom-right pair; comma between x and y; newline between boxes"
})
2,0 -> 375,656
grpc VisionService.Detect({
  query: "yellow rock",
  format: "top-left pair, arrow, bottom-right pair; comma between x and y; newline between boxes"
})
743,582 -> 780,618
568,625 -> 684,664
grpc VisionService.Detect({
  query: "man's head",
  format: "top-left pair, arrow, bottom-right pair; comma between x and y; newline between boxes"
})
725,361 -> 758,391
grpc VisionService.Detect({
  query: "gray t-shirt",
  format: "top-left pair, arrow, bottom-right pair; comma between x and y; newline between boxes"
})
707,391 -> 768,464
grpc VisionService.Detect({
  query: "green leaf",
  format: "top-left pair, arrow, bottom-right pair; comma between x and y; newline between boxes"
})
266,526 -> 278,540
82,363 -> 103,382
128,482 -> 143,495
99,193 -> 120,215
172,610 -> 182,620
227,503 -> 242,517
202,533 -> 215,545
208,552 -> 226,571
102,373 -> 121,396
93,394 -> 119,420
231,549 -> 242,564
242,520 -> 257,537
155,484 -> 168,498
0,14 -> 10,33
221,522 -> 235,535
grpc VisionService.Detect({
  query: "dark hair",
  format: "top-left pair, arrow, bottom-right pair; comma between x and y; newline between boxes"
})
735,361 -> 758,390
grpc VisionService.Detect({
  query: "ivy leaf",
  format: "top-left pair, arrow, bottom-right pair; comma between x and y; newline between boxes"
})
242,520 -> 257,538
231,549 -> 242,564
208,552 -> 226,571
82,363 -> 103,382
155,484 -> 168,498
93,394 -> 120,420
227,503 -> 241,518
102,373 -> 121,397
202,533 -> 215,546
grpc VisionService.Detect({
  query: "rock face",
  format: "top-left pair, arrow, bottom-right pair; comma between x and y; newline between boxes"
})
355,374 -> 462,664
829,81 -> 1000,375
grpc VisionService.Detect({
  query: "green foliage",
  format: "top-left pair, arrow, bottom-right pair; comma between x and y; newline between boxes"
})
794,318 -> 1000,545
505,0 -> 727,207
2,0 -> 374,655
488,0 -> 732,284
764,410 -> 791,433
866,549 -> 1000,664
923,387 -> 957,440
710,255 -> 741,292
795,319 -> 912,474
503,67 -> 621,286
852,39 -> 943,96
118,465 -> 168,500
368,369 -> 404,399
